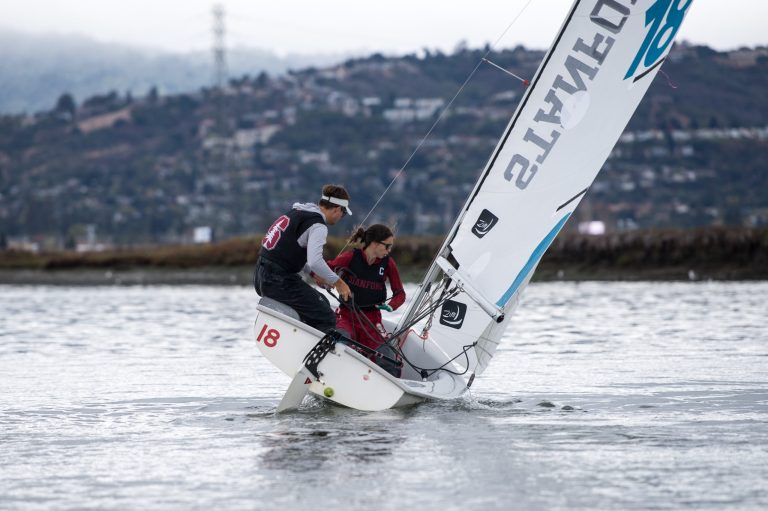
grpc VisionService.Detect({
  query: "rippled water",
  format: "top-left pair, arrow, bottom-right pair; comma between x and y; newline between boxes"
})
1,282 -> 767,510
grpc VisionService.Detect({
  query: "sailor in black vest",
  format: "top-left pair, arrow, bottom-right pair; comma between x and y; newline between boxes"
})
254,184 -> 352,333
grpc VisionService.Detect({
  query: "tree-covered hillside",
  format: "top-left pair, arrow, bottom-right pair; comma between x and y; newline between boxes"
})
1,43 -> 766,248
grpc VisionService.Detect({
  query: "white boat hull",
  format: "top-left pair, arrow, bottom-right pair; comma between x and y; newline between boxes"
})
254,302 -> 467,411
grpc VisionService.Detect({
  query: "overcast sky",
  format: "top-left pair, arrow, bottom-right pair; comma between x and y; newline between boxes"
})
1,0 -> 765,56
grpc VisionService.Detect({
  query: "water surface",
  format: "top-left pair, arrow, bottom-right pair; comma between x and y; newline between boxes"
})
1,282 -> 767,510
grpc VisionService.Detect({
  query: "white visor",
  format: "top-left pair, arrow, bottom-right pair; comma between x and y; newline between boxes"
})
321,195 -> 352,215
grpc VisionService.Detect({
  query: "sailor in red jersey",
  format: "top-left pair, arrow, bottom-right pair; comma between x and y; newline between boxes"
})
326,224 -> 405,351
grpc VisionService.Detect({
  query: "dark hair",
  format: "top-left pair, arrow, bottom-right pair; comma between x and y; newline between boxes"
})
319,184 -> 350,209
349,224 -> 394,248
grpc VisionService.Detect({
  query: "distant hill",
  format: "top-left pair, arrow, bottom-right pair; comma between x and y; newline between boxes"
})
0,28 -> 350,114
0,43 -> 766,248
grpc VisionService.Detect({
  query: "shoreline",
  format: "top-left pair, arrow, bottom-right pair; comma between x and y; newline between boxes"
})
1,265 -> 764,286
0,268 -> 254,286
2,227 -> 766,284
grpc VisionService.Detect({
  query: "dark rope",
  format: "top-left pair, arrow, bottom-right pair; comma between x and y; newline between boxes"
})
326,277 -> 472,378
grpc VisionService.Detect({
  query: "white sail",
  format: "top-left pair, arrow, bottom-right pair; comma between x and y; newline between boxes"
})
398,0 -> 694,376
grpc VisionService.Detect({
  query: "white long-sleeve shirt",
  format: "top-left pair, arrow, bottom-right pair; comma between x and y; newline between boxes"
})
292,202 -> 340,284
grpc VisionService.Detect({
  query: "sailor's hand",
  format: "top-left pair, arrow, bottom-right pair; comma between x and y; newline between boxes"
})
333,279 -> 352,302
312,274 -> 330,288
376,303 -> 393,312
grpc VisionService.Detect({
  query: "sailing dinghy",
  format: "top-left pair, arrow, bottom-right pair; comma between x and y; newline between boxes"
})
254,0 -> 694,411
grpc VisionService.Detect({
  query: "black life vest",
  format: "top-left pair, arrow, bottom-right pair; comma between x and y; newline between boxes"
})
260,208 -> 325,273
343,248 -> 389,309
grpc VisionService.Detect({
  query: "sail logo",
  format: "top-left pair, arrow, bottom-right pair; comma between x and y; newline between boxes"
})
472,209 -> 499,238
625,0 -> 692,81
440,300 -> 467,329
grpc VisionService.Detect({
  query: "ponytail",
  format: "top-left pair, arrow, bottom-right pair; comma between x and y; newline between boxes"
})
348,224 -> 394,249
348,227 -> 366,244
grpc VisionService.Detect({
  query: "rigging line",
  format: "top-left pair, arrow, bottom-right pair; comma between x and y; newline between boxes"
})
386,287 -> 461,345
336,0 -> 535,256
343,279 -> 470,377
331,282 -> 466,377
658,69 -> 678,89
482,58 -> 530,85
426,342 -> 477,377
487,0 -> 536,50
391,281 -> 480,375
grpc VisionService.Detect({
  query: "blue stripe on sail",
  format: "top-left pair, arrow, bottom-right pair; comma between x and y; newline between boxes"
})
496,213 -> 571,307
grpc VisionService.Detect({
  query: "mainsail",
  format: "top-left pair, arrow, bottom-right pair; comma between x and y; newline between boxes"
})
397,0 -> 694,376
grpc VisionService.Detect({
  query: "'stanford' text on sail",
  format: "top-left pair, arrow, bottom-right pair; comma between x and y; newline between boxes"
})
504,0 -> 633,190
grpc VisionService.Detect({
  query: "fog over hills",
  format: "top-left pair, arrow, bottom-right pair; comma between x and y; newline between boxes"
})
0,28 -> 351,114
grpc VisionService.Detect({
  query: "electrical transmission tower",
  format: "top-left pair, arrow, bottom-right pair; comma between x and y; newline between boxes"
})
209,3 -> 242,234
211,2 -> 229,138
212,3 -> 228,90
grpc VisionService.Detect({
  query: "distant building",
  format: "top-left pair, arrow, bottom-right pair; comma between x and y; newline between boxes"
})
578,221 -> 606,236
75,224 -> 109,252
193,226 -> 213,244
383,97 -> 445,123
235,125 -> 281,147
7,237 -> 40,253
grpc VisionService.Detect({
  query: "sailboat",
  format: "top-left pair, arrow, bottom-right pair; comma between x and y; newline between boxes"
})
254,0 -> 694,411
